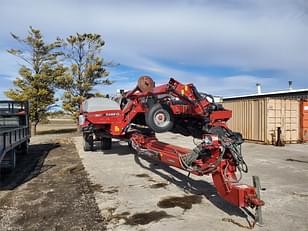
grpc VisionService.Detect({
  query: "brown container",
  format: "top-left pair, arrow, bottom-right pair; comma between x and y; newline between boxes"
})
301,101 -> 308,142
223,98 -> 300,144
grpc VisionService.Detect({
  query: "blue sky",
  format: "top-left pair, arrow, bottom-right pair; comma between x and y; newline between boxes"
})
0,0 -> 307,99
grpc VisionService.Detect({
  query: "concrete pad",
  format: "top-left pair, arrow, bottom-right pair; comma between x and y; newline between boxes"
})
74,133 -> 308,231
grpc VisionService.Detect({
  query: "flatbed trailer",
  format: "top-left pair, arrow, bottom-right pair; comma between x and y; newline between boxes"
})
0,101 -> 30,171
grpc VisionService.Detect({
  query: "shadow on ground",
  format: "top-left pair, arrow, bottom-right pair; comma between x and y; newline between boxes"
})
0,143 -> 59,190
90,141 -> 132,156
133,153 -> 253,219
85,140 -> 253,221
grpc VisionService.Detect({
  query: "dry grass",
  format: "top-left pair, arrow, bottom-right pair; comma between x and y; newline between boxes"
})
36,118 -> 77,135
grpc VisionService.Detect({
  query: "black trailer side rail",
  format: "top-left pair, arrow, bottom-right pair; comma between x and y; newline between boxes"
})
0,100 -> 30,170
0,126 -> 29,163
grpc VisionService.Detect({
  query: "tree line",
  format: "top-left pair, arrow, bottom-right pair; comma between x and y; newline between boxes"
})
5,26 -> 113,135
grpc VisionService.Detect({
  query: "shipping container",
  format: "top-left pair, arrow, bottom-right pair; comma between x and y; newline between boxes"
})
301,101 -> 308,142
223,98 -> 300,144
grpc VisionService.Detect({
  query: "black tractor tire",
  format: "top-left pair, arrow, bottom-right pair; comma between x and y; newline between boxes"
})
101,137 -> 112,150
145,104 -> 174,133
16,140 -> 29,155
83,134 -> 94,151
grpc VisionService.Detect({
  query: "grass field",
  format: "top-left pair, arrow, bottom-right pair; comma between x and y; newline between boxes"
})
36,118 -> 77,135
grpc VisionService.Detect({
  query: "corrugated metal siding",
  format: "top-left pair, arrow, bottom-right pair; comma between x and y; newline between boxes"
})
223,99 -> 267,142
223,98 -> 300,144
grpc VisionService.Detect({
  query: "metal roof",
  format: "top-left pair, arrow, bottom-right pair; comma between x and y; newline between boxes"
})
223,88 -> 308,100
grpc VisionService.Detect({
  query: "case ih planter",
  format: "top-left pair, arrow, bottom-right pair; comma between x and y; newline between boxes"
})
79,76 -> 264,222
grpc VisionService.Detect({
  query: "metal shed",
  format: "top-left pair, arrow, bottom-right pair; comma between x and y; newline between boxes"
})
223,88 -> 308,144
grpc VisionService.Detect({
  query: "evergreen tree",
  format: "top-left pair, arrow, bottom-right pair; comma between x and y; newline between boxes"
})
5,26 -> 66,135
58,33 -> 112,117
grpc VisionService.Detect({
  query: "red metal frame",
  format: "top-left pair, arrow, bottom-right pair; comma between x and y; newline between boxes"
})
80,78 -> 264,209
130,132 -> 264,208
81,78 -> 232,135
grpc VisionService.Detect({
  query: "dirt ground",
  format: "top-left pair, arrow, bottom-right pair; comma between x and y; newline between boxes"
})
1,119 -> 308,231
0,127 -> 106,230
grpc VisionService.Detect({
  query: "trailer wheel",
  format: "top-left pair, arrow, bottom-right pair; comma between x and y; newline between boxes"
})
18,141 -> 29,155
83,135 -> 94,151
145,104 -> 174,133
101,137 -> 112,150
0,149 -> 16,175
16,141 -> 28,155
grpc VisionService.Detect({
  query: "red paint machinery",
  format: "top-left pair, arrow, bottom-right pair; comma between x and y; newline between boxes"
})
79,76 -> 264,222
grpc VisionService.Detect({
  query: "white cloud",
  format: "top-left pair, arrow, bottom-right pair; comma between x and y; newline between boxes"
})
1,0 -> 307,72
104,58 -> 277,96
0,0 -> 307,96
